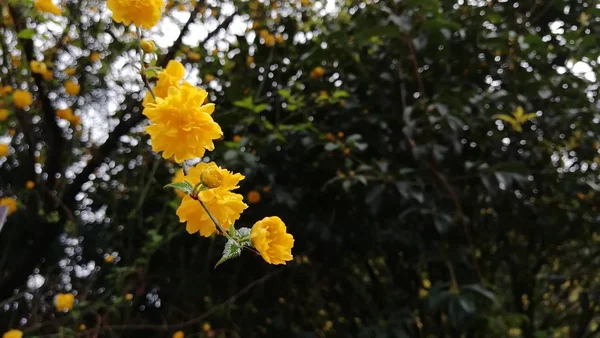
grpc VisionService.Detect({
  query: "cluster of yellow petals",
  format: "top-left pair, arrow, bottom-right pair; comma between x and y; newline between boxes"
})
12,90 -> 32,109
55,293 -> 75,312
64,80 -> 81,96
175,162 -> 248,237
0,109 -> 8,121
143,60 -> 185,107
310,66 -> 325,79
0,144 -> 9,157
56,108 -> 81,126
0,197 -> 17,215
34,0 -> 62,15
143,62 -> 222,163
107,0 -> 165,29
2,330 -> 22,338
250,217 -> 294,265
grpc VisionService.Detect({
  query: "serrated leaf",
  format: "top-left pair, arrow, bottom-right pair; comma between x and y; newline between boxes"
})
164,181 -> 194,195
236,227 -> 251,238
215,239 -> 242,268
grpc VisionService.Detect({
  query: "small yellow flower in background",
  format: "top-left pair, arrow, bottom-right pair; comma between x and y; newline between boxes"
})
67,114 -> 81,127
55,293 -> 75,312
143,60 -> 185,106
144,85 -> 222,163
125,293 -> 133,301
25,181 -> 35,189
64,80 -> 80,96
90,52 -> 101,62
275,33 -> 284,44
78,324 -> 86,331
107,0 -> 164,29
247,190 -> 261,204
310,66 -> 325,79
508,327 -> 522,337
172,330 -> 184,338
419,288 -> 428,298
250,216 -> 294,265
0,197 -> 17,215
203,74 -> 215,82
34,0 -> 62,15
492,106 -> 538,133
176,162 -> 247,237
11,56 -> 21,68
246,56 -> 254,65
337,131 -> 344,138
300,0 -> 310,5
264,34 -> 276,46
13,90 -> 33,109
202,166 -> 224,188
104,254 -> 114,263
323,320 -> 333,331
262,186 -> 271,193
202,323 -> 211,331
56,108 -> 73,120
141,39 -> 156,53
343,147 -> 351,156
0,143 -> 11,157
64,68 -> 76,76
187,51 -> 201,61
0,109 -> 8,121
2,330 -> 22,338
232,135 -> 242,142
8,129 -> 15,136
30,60 -> 47,74
42,69 -> 54,81
0,86 -> 13,95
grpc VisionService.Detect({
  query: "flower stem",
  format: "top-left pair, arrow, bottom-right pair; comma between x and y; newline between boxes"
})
197,199 -> 235,242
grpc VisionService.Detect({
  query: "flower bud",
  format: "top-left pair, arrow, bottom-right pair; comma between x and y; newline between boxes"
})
201,167 -> 223,188
141,39 -> 156,53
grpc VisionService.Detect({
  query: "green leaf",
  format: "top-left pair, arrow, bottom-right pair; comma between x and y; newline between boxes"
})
215,239 -> 242,268
233,96 -> 255,110
164,181 -> 194,195
236,227 -> 252,238
17,28 -> 36,39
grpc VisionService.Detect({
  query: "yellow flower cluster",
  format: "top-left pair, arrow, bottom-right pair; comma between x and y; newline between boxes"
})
107,0 -> 164,29
2,330 -> 22,338
0,197 -> 17,215
55,293 -> 75,312
106,2 -> 294,266
13,90 -> 32,109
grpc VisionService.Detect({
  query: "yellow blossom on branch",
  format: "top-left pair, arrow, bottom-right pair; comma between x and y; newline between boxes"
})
13,90 -> 33,109
55,293 -> 75,312
30,60 -> 47,74
34,0 -> 62,15
175,162 -> 247,237
250,216 -> 294,265
2,330 -> 22,338
65,80 -> 80,96
107,0 -> 164,29
143,60 -> 185,107
141,39 -> 156,53
144,85 -> 222,162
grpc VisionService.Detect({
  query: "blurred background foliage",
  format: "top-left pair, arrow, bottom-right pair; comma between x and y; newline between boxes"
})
0,0 -> 600,337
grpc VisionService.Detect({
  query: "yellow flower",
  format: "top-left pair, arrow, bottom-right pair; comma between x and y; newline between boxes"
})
65,80 -> 80,96
509,328 -> 522,337
187,51 -> 201,61
42,69 -> 54,81
246,56 -> 254,65
78,324 -> 86,331
26,181 -> 35,189
55,293 -> 75,312
264,34 -> 276,46
0,86 -> 13,95
143,60 -> 185,107
202,323 -> 211,331
90,52 -> 101,62
64,68 -> 76,76
275,33 -> 284,44
0,143 -> 10,157
8,129 -> 15,136
202,166 -> 223,188
172,331 -> 184,338
141,39 -> 156,53
104,255 -> 114,263
176,162 -> 247,237
56,108 -> 73,120
30,60 -> 47,74
124,293 -> 133,301
2,330 -> 22,338
34,0 -> 62,15
250,216 -> 294,265
107,0 -> 164,29
0,109 -> 8,121
232,135 -> 241,142
11,56 -> 21,68
247,190 -> 261,204
0,197 -> 17,215
310,66 -> 325,79
144,85 -> 222,162
13,90 -> 33,109
68,114 -> 81,127
203,74 -> 215,82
